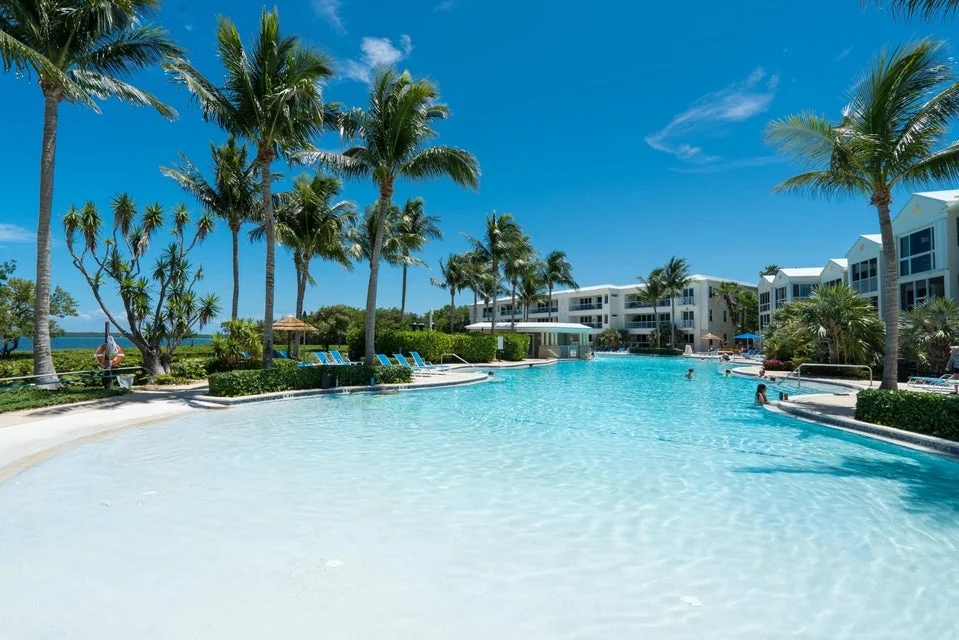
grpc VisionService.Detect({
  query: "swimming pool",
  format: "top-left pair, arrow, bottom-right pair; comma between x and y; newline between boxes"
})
2,356 -> 957,638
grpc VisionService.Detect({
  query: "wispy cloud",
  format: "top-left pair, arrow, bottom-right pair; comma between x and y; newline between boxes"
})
645,67 -> 779,164
434,0 -> 457,11
313,0 -> 345,34
342,35 -> 413,83
668,156 -> 787,174
0,223 -> 33,243
835,46 -> 854,61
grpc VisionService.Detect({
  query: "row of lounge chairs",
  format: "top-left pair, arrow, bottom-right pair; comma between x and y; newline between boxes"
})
377,352 -> 450,376
906,374 -> 959,393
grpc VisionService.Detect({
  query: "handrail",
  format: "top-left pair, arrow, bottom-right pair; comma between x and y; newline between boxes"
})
439,353 -> 484,374
776,363 -> 873,389
0,366 -> 144,390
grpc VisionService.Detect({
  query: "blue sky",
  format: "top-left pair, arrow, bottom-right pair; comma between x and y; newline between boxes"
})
1,0 -> 956,331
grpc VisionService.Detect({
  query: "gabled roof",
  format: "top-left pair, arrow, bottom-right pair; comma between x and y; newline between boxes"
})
825,258 -> 848,268
861,234 -> 882,244
913,189 -> 959,202
778,267 -> 824,278
761,274 -> 775,283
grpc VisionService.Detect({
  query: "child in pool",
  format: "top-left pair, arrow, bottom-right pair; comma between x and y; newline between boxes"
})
685,368 -> 694,380
755,383 -> 770,405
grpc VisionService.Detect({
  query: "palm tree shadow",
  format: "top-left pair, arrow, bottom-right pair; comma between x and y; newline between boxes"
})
736,455 -> 959,522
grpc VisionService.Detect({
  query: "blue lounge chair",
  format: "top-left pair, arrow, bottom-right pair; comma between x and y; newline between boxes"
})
410,351 -> 449,371
375,354 -> 394,367
312,351 -> 334,365
329,350 -> 360,366
394,353 -> 434,375
907,374 -> 954,386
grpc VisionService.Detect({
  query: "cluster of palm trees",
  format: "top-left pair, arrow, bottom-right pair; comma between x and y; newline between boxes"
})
634,257 -> 692,348
431,213 -> 576,334
1,2 -> 478,372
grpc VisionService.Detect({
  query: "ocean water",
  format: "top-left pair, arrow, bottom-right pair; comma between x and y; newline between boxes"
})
12,335 -> 212,351
1,356 -> 957,639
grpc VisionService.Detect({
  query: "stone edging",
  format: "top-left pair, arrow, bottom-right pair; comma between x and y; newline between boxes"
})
769,398 -> 959,459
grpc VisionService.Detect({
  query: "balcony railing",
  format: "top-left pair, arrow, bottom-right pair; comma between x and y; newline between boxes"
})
625,299 -> 671,309
581,321 -> 602,329
529,306 -> 558,315
569,302 -> 603,311
625,321 -> 657,329
851,276 -> 879,295
680,297 -> 695,306
679,320 -> 695,328
759,304 -> 770,312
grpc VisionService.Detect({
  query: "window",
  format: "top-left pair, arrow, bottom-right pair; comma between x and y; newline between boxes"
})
792,283 -> 813,299
900,276 -> 945,310
760,291 -> 770,312
604,295 -> 608,304
604,315 -> 609,324
723,310 -> 727,323
708,286 -> 713,298
899,227 -> 935,276
709,309 -> 713,322
774,287 -> 786,309
681,310 -> 694,328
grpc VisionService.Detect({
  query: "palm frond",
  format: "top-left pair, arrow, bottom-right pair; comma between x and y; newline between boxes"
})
401,145 -> 480,189
772,170 -> 871,199
69,69 -> 175,118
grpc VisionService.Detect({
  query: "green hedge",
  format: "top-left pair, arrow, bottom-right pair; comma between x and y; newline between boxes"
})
346,329 -> 505,363
855,390 -> 959,441
497,333 -> 530,361
207,362 -> 412,397
452,333 -> 498,362
629,347 -> 683,356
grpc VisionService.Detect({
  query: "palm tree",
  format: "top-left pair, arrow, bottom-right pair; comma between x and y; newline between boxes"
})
166,8 -> 334,368
302,68 -> 479,364
793,284 -> 885,365
766,39 -> 959,389
759,264 -> 780,277
735,290 -> 760,333
872,0 -> 959,18
430,253 -> 467,334
714,281 -> 743,332
517,264 -> 546,322
254,173 -> 357,358
396,197 -> 442,319
636,267 -> 667,347
502,234 -> 535,330
161,138 -> 258,319
541,250 -> 577,322
0,0 -> 181,383
659,256 -> 691,348
464,211 -> 522,334
461,251 -> 488,325
900,297 -> 959,373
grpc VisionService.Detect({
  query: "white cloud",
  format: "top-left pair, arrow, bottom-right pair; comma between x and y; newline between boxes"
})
835,46 -> 854,61
668,156 -> 787,174
645,67 -> 778,164
342,35 -> 413,83
0,223 -> 33,243
434,0 -> 457,11
313,0 -> 345,34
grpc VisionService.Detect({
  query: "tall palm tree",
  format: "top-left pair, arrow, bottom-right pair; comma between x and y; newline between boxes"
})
253,173 -> 357,358
161,137 -> 258,319
714,281 -> 743,332
659,256 -> 691,348
900,297 -> 959,373
541,250 -> 577,322
636,267 -> 667,348
735,290 -> 760,333
166,8 -> 335,368
430,253 -> 467,334
502,234 -> 535,330
766,39 -> 959,389
302,68 -> 479,364
0,0 -> 181,383
460,251 -> 488,325
517,264 -> 546,322
464,211 -> 522,334
396,197 -> 442,319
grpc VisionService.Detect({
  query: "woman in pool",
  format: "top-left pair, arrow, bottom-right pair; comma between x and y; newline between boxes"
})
685,368 -> 694,380
755,383 -> 770,405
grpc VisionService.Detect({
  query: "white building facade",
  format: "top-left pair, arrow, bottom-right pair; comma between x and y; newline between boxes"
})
471,275 -> 757,352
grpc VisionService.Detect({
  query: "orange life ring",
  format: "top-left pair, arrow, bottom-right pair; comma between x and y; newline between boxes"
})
95,343 -> 125,367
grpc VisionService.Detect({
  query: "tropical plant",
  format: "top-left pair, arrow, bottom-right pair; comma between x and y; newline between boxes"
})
542,250 -> 577,322
900,297 -> 959,374
767,40 -> 959,388
431,253 -> 467,334
659,256 -> 691,348
166,7 -> 335,368
517,263 -> 546,322
0,0 -> 181,383
161,137 -> 258,320
636,267 -> 667,347
870,0 -> 959,18
595,328 -> 625,350
64,196 -> 220,377
254,173 -> 357,358
464,211 -> 523,333
714,281 -> 743,332
461,252 -> 488,324
396,197 -> 442,319
301,67 -> 479,364
304,304 -> 362,348
759,264 -> 780,277
502,233 -> 535,330
0,262 -> 76,358
210,318 -> 261,370
735,289 -> 760,333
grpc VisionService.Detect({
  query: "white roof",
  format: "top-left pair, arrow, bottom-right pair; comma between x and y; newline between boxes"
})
465,322 -> 594,334
914,189 -> 959,202
761,274 -> 775,283
861,234 -> 882,244
779,267 -> 824,277
825,258 -> 848,268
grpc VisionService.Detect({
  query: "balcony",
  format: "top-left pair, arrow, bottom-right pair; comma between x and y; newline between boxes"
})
679,320 -> 695,329
529,306 -> 558,315
581,321 -> 602,329
569,302 -> 603,311
680,296 -> 695,306
626,299 -> 670,309
851,276 -> 879,295
625,321 -> 657,329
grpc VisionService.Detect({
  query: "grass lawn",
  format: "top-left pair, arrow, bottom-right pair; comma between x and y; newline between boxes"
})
0,387 -> 129,414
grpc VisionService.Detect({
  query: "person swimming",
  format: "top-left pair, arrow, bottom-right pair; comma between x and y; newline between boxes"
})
755,383 -> 770,405
723,369 -> 732,377
685,368 -> 694,380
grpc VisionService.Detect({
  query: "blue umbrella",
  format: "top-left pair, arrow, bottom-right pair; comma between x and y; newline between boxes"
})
734,333 -> 763,340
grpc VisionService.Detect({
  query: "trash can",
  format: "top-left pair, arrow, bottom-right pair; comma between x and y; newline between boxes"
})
321,373 -> 337,389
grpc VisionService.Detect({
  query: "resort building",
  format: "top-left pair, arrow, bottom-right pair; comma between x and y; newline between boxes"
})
758,266 -> 825,329
846,234 -> 883,310
470,275 -> 757,352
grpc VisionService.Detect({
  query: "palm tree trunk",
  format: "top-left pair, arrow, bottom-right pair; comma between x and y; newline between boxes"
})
510,281 -> 517,331
876,195 -> 899,390
652,303 -> 659,348
449,291 -> 456,334
400,258 -> 408,320
548,285 -> 554,322
230,222 -> 240,320
670,298 -> 677,349
293,257 -> 306,360
364,184 -> 393,365
33,91 -> 61,386
259,149 -> 275,369
472,291 -> 478,324
489,261 -> 497,335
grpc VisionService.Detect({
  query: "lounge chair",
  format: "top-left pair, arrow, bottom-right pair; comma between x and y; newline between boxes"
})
393,353 -> 435,375
271,349 -> 291,360
410,351 -> 449,371
312,351 -> 334,366
375,354 -> 394,367
907,374 -> 954,386
329,349 -> 361,366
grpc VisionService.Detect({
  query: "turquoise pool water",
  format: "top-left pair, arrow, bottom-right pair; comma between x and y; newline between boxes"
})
1,356 -> 958,638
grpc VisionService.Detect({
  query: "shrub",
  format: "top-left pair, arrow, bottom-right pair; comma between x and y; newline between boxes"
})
629,347 -> 683,356
170,360 -> 207,381
153,374 -> 176,385
855,390 -> 959,441
497,333 -> 530,361
207,364 -> 412,397
763,358 -> 792,371
452,333 -> 498,362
